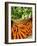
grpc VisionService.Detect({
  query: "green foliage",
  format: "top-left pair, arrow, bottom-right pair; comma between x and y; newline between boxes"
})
11,7 -> 32,21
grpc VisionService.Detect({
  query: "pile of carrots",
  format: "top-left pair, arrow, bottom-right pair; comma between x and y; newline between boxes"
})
11,19 -> 32,39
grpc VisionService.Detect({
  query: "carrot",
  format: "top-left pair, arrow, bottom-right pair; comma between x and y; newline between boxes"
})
11,19 -> 32,39
16,32 -> 19,39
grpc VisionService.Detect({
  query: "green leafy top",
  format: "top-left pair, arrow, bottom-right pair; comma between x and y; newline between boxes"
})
11,7 -> 32,21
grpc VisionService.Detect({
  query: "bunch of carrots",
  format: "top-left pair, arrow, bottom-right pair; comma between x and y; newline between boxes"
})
11,19 -> 32,39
